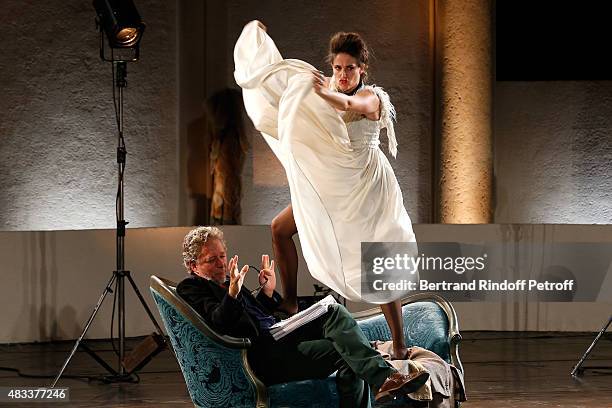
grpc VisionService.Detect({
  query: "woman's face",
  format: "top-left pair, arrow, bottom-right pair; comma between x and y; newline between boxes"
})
332,52 -> 364,93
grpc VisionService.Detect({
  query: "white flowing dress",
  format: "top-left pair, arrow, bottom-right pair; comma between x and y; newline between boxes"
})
234,21 -> 417,302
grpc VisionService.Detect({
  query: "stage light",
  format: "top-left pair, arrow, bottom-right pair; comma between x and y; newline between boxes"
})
93,0 -> 145,49
51,0 -> 164,387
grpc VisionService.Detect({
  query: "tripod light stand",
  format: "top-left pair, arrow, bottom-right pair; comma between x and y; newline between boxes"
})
571,315 -> 612,377
52,0 -> 165,387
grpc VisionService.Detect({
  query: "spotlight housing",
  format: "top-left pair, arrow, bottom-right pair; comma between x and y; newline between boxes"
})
93,0 -> 145,49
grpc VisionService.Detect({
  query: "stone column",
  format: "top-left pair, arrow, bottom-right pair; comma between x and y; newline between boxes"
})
436,0 -> 493,223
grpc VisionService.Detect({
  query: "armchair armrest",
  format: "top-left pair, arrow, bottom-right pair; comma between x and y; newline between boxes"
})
150,275 -> 268,408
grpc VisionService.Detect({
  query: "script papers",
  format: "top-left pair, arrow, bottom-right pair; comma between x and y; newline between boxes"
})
270,295 -> 338,340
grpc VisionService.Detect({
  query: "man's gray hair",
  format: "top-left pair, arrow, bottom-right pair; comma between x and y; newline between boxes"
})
182,226 -> 226,272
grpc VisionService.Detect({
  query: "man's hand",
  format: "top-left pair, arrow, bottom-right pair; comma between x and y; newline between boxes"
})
259,254 -> 276,297
228,255 -> 249,299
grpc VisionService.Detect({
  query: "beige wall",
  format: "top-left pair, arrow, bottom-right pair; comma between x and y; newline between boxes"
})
494,81 -> 612,223
3,1 -> 611,233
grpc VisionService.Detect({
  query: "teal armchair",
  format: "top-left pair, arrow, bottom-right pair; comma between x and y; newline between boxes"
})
150,276 -> 463,408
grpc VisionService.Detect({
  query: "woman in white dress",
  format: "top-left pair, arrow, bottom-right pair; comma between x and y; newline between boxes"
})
234,21 -> 418,359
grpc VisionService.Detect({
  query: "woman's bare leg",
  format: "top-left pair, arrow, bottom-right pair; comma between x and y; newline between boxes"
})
380,300 -> 408,359
271,204 -> 299,314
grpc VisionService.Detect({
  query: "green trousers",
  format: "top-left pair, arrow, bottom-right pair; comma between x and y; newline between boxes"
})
248,304 -> 394,407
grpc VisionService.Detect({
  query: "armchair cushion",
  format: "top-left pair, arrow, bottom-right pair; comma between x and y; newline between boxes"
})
358,302 -> 451,363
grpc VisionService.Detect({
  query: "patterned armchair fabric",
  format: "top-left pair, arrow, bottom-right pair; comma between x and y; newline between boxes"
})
150,276 -> 462,408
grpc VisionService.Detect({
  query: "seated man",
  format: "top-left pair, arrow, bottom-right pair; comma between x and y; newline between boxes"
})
177,226 -> 429,407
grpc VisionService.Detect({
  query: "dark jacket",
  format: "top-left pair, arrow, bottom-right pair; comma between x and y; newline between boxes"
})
176,274 -> 283,339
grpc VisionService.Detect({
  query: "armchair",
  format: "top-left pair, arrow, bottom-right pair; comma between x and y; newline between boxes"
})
150,275 -> 463,407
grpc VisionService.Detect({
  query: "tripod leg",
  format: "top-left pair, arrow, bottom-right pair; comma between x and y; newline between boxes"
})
571,315 -> 612,377
51,273 -> 119,387
79,343 -> 118,375
125,272 -> 166,338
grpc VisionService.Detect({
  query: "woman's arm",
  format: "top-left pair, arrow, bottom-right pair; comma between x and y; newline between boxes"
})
312,70 -> 380,119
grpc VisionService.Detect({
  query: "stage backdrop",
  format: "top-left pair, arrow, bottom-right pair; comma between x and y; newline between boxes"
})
0,224 -> 610,343
1,0 -> 611,229
0,0 -> 179,231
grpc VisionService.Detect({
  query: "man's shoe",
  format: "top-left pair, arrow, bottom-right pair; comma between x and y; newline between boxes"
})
374,371 -> 430,403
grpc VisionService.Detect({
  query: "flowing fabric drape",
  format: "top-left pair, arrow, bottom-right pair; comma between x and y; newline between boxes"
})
234,21 -> 417,302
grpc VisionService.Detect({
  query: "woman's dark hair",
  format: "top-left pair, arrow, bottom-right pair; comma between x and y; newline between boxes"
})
326,32 -> 370,82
